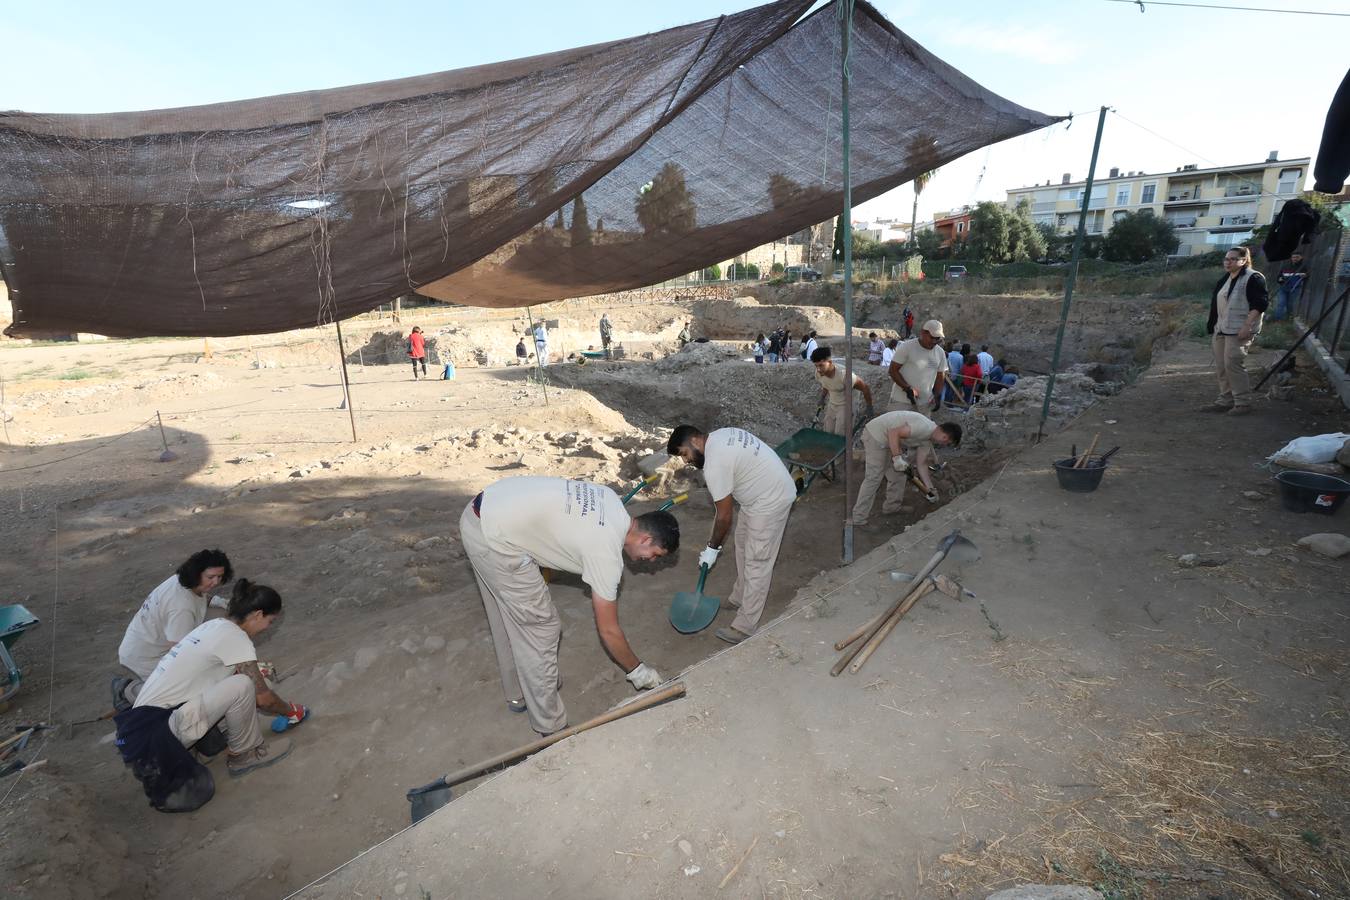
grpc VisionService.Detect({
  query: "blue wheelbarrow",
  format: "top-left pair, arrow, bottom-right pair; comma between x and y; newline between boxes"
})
0,605 -> 41,704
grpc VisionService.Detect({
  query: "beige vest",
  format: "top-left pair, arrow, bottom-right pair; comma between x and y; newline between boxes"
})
1217,268 -> 1263,336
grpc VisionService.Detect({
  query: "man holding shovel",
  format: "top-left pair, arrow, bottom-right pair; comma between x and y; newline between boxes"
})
666,426 -> 796,646
886,320 -> 948,413
811,345 -> 873,435
459,477 -> 680,737
852,411 -> 961,525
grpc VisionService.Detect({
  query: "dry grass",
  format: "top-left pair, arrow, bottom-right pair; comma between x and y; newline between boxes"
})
935,726 -> 1350,899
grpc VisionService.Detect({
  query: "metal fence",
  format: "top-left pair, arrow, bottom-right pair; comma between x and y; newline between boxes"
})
1290,223 -> 1349,373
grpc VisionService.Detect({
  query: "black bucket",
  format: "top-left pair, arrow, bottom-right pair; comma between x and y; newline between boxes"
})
1275,470 -> 1350,515
1053,457 -> 1107,493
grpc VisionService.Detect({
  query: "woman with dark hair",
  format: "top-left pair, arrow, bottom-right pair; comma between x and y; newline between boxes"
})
115,579 -> 306,811
115,549 -> 233,707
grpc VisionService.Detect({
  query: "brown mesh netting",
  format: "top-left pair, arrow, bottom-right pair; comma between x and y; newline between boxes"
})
0,1 -> 1058,338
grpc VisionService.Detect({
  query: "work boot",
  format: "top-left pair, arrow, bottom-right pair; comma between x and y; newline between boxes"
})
227,737 -> 293,778
714,626 -> 750,645
507,698 -> 528,714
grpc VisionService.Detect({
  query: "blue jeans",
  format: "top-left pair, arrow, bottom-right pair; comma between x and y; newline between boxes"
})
1274,283 -> 1302,321
767,353 -> 779,363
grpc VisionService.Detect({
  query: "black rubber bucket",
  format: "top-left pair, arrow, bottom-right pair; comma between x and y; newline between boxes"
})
1053,457 -> 1106,493
1275,470 -> 1350,515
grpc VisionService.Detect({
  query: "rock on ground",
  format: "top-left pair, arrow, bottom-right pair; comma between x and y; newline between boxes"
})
1297,532 -> 1350,559
986,886 -> 1104,900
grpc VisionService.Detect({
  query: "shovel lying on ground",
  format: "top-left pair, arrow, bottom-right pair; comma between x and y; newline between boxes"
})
668,563 -> 719,634
830,530 -> 980,676
406,682 -> 686,823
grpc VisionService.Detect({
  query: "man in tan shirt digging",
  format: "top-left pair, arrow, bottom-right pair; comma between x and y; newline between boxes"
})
667,425 -> 797,645
460,477 -> 680,736
852,410 -> 961,525
810,345 -> 873,435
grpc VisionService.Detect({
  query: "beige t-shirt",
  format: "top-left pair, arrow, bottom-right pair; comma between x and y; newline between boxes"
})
118,574 -> 209,679
134,618 -> 257,710
864,410 -> 937,446
814,366 -> 862,408
889,338 -> 948,405
480,477 -> 630,601
702,428 -> 796,516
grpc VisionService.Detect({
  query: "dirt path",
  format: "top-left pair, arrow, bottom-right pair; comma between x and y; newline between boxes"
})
299,339 -> 1349,900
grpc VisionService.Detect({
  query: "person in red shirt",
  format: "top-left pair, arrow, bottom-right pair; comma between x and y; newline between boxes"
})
408,326 -> 427,380
960,353 -> 983,404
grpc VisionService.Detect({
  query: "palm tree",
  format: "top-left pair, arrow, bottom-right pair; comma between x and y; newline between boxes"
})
909,168 -> 939,251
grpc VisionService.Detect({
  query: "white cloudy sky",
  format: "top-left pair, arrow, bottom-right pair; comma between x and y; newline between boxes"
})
5,0 -> 1347,226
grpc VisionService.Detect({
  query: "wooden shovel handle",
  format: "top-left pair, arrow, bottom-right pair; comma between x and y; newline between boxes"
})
850,580 -> 936,674
831,563 -> 937,676
435,683 -> 686,787
1074,433 -> 1100,469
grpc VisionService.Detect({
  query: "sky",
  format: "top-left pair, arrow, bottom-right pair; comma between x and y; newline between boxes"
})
4,0 -> 1347,227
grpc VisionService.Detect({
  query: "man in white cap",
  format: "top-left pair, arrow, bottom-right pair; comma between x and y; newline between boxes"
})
886,319 -> 948,413
667,425 -> 796,645
459,477 -> 680,736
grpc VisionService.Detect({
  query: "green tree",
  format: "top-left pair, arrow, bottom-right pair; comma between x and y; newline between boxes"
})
1007,200 -> 1047,262
1101,210 -> 1179,262
914,228 -> 943,259
569,194 -> 592,247
770,261 -> 785,276
852,231 -> 882,259
831,215 -> 846,263
701,263 -> 722,281
636,162 -> 696,236
967,202 -> 1011,264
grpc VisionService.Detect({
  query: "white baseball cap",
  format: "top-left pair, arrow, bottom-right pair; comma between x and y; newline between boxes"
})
921,319 -> 945,339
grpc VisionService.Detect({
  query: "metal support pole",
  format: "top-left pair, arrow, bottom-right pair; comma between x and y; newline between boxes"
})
334,320 -> 359,443
525,306 -> 550,405
1038,105 -> 1107,443
840,0 -> 856,564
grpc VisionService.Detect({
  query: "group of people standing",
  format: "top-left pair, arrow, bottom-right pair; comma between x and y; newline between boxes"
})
750,327 -> 817,363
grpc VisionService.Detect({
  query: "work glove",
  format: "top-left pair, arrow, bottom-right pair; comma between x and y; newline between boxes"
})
698,546 -> 721,570
891,454 -> 910,472
625,662 -> 662,691
271,703 -> 309,733
923,487 -> 940,504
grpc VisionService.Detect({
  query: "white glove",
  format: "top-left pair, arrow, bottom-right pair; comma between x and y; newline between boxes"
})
891,454 -> 910,472
626,662 -> 662,690
923,487 -> 939,504
698,546 -> 721,569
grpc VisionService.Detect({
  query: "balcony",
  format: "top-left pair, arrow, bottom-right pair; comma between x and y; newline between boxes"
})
1167,217 -> 1199,229
1165,189 -> 1206,206
1219,215 -> 1255,226
1223,186 -> 1258,198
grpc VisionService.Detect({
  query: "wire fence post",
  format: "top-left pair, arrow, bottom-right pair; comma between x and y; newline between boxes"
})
1038,105 -> 1108,443
839,0 -> 856,565
333,319 -> 359,443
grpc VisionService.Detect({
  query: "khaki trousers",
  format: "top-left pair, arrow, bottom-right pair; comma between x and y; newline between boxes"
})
728,500 -> 794,635
1212,333 -> 1253,408
459,503 -> 567,735
821,404 -> 847,436
167,673 -> 261,754
853,430 -> 907,522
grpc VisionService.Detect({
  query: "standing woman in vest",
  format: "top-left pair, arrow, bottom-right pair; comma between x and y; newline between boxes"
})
1205,246 -> 1268,415
408,326 -> 427,380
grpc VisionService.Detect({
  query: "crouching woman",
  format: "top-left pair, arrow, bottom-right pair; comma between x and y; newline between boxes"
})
113,580 -> 307,812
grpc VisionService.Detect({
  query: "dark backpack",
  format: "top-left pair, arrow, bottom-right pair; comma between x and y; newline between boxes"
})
1262,199 -> 1319,262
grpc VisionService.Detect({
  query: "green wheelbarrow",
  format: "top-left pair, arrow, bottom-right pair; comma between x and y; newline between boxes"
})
774,414 -> 868,496
0,605 -> 40,704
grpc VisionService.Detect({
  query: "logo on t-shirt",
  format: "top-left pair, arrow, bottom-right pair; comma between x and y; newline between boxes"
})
564,480 -> 607,526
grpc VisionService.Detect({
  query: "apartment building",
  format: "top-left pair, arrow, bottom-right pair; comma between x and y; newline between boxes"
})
932,207 -> 974,248
1006,153 -> 1309,257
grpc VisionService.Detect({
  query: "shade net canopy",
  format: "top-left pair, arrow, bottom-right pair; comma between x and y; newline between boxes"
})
0,0 -> 1058,338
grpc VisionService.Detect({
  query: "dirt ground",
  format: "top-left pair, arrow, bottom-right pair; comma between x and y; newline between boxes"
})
1,291 -> 1346,899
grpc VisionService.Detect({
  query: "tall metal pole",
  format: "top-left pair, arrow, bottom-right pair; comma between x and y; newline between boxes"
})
334,319 -> 359,443
840,0 -> 856,564
1038,105 -> 1107,442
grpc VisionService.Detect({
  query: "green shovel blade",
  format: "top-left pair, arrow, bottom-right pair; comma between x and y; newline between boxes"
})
669,564 -> 719,634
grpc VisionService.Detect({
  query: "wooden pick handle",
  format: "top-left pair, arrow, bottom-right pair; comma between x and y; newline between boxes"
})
1074,433 -> 1100,469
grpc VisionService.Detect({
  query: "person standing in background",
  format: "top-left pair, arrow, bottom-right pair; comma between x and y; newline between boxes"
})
1275,252 -> 1307,321
408,326 -> 427,380
1205,246 -> 1268,416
